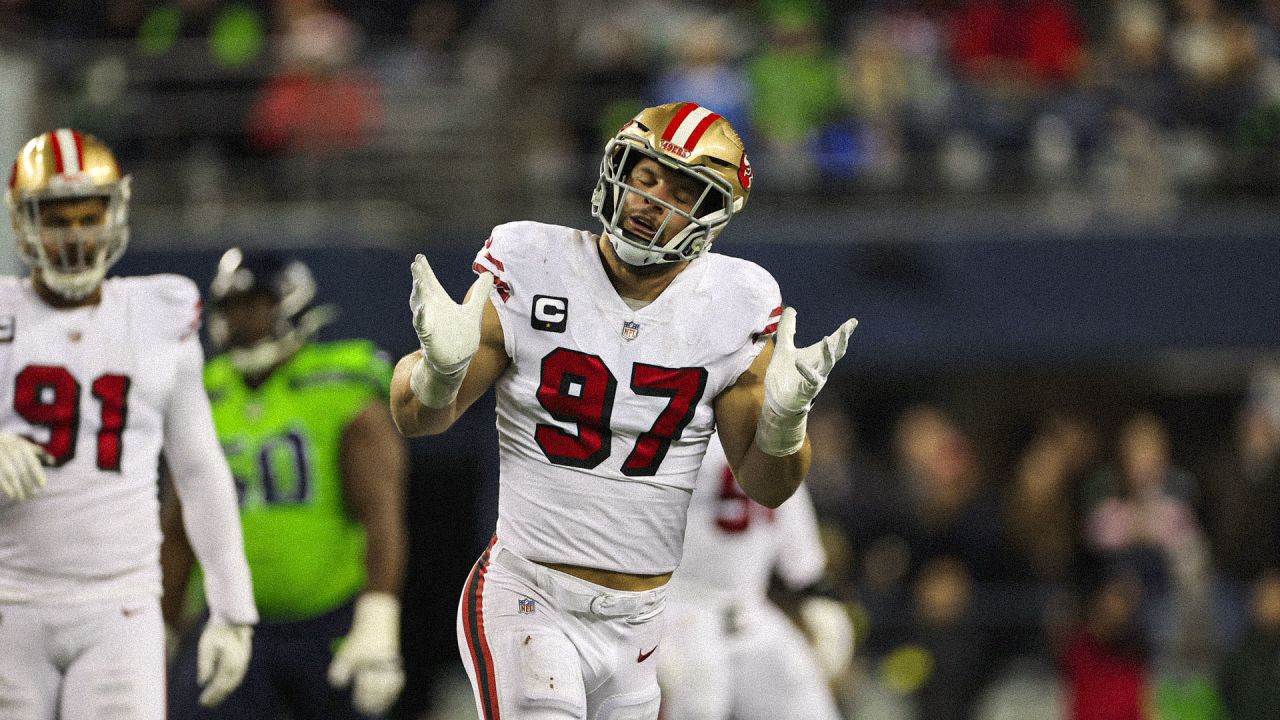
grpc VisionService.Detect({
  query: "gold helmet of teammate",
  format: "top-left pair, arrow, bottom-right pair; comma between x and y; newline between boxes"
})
7,129 -> 131,300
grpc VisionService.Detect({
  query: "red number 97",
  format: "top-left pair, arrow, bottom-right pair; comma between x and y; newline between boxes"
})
534,348 -> 706,476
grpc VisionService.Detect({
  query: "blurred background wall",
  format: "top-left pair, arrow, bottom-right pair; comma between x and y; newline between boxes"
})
5,0 -> 1280,718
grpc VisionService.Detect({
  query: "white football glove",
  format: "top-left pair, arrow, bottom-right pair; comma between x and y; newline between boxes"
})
328,592 -> 405,715
197,620 -> 253,707
799,596 -> 856,680
756,308 -> 858,456
408,253 -> 494,408
0,432 -> 51,501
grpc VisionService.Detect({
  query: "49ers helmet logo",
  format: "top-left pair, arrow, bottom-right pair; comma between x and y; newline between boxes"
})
738,152 -> 753,191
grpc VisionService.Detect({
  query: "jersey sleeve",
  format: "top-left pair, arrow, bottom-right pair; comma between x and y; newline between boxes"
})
473,223 -> 522,304
720,259 -> 784,384
472,222 -> 544,359
164,336 -> 259,625
134,274 -> 203,342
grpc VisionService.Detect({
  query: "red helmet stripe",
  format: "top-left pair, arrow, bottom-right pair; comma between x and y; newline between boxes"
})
51,129 -> 83,175
49,131 -> 66,174
681,111 -> 721,151
70,130 -> 85,172
661,103 -> 698,142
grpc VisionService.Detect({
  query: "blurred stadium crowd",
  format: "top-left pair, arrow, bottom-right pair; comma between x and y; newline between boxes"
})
5,1 -> 1280,719
2,0 -> 1279,239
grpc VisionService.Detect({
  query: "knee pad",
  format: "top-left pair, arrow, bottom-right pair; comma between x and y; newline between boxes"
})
515,629 -> 587,717
594,687 -> 661,720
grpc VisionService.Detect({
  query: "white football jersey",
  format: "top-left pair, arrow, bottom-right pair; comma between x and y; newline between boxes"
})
667,434 -> 827,604
0,275 -> 223,606
473,222 -> 782,574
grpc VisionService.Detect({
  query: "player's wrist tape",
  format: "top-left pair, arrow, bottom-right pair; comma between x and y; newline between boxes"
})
409,356 -> 467,409
754,401 -> 808,457
351,592 -> 401,654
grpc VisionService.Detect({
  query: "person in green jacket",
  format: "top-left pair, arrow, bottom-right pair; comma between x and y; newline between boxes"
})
162,248 -> 408,719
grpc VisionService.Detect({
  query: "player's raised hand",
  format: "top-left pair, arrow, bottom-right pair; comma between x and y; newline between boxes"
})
766,309 -> 857,415
407,254 -> 494,407
0,432 -> 51,501
196,620 -> 253,707
755,309 -> 858,456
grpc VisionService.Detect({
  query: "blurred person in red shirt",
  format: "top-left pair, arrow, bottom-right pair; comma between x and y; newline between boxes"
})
247,0 -> 381,155
942,0 -> 1090,188
1061,567 -> 1153,720
949,0 -> 1084,87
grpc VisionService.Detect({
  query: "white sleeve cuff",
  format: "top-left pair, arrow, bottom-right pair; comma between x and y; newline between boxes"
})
754,403 -> 808,457
409,356 -> 466,409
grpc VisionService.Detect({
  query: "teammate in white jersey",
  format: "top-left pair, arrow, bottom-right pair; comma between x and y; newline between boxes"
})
0,130 -> 257,719
658,434 -> 852,720
389,102 -> 859,720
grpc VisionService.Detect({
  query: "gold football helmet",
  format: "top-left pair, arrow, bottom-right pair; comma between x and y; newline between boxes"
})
591,102 -> 752,266
6,129 -> 131,299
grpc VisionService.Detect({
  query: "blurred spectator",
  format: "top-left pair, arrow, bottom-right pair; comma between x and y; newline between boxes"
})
1006,412 -> 1101,584
1098,0 -> 1178,125
891,405 -> 1009,581
1060,568 -> 1151,720
136,0 -> 266,69
1163,0 -> 1260,193
1168,0 -> 1259,127
1083,411 -> 1207,660
1152,517 -> 1224,720
837,4 -> 951,185
803,402 -> 882,520
561,2 -> 669,186
124,0 -> 268,172
910,556 -> 996,720
1217,569 -> 1280,720
63,55 -> 137,153
949,0 -> 1084,86
746,6 -> 843,187
1235,0 -> 1280,187
945,0 -> 1087,189
848,404 -> 1012,663
373,0 -> 464,85
1087,0 -> 1180,219
246,1 -> 381,157
648,12 -> 752,144
1198,368 -> 1280,648
1090,105 -> 1180,219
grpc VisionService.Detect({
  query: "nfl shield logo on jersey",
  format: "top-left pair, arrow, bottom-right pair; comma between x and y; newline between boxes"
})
0,316 -> 13,342
518,597 -> 536,615
621,320 -> 641,341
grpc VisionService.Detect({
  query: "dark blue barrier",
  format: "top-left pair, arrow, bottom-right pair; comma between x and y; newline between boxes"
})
120,233 -> 1280,371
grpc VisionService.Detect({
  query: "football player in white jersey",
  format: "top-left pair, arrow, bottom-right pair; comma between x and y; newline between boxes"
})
0,130 -> 257,719
657,434 -> 852,720
389,102 -> 859,720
